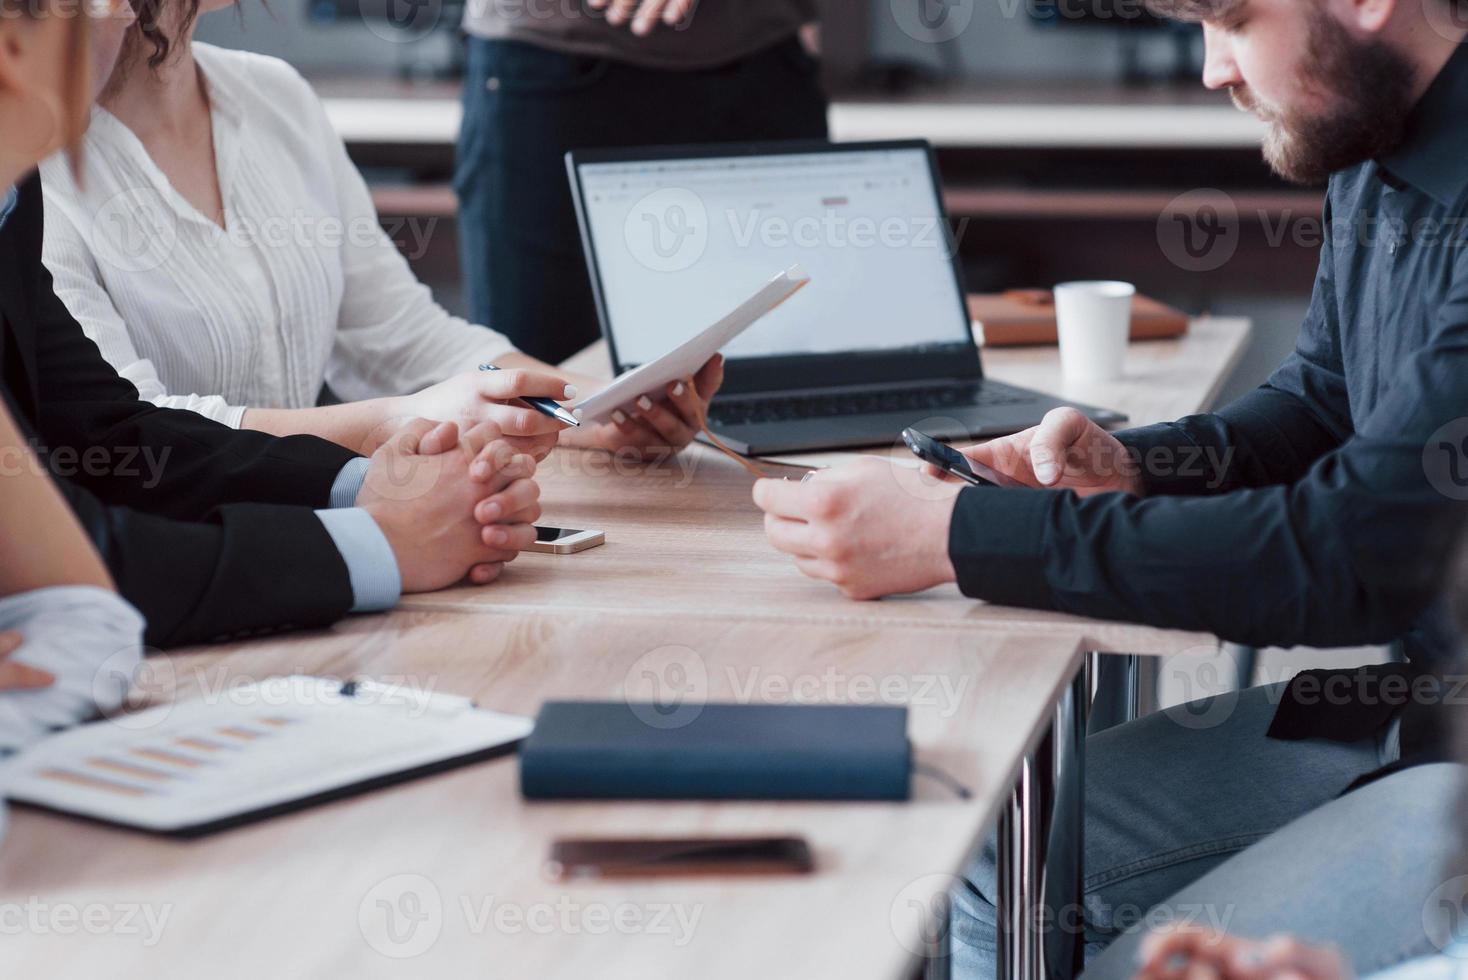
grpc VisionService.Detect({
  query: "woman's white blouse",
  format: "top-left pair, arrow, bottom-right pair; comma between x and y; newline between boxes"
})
39,44 -> 515,427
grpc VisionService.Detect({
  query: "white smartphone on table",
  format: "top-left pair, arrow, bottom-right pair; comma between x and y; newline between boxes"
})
528,526 -> 606,555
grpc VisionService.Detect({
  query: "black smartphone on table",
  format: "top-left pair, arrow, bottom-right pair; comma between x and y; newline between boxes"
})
546,836 -> 815,880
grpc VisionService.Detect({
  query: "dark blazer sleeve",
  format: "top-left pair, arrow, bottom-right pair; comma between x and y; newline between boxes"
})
16,177 -> 359,519
4,173 -> 361,647
56,479 -> 355,648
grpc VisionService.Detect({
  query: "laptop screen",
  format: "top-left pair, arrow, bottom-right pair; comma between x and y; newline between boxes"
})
573,146 -> 974,368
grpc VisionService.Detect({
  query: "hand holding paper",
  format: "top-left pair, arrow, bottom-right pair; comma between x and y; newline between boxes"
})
571,265 -> 811,425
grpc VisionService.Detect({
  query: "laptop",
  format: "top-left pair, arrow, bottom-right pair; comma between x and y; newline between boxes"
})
565,139 -> 1126,456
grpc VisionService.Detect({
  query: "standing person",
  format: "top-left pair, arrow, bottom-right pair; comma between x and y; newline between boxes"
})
456,0 -> 828,363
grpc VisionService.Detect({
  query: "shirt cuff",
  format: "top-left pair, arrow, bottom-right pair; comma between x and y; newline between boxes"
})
1111,423 -> 1210,497
947,486 -> 1059,609
329,457 -> 371,509
0,587 -> 145,755
315,508 -> 402,613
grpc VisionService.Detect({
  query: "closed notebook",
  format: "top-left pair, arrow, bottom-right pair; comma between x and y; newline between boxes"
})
520,701 -> 911,801
968,289 -> 1189,346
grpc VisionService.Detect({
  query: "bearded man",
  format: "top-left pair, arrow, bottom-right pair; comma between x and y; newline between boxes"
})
749,0 -> 1468,975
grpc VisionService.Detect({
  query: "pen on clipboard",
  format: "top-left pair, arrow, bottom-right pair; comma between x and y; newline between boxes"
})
477,363 -> 581,428
340,678 -> 477,715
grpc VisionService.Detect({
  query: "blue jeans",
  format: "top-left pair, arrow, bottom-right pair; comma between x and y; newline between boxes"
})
455,36 -> 829,364
950,682 -> 1463,977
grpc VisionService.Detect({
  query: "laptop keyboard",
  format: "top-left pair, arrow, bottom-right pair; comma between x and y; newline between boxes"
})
707,383 -> 1031,427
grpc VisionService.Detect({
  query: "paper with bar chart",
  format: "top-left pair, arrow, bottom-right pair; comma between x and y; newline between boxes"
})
0,676 -> 531,836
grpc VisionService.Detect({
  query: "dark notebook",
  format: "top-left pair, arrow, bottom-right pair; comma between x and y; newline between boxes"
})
520,701 -> 911,801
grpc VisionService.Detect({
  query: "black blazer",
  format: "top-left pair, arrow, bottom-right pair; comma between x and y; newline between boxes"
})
1,173 -> 361,648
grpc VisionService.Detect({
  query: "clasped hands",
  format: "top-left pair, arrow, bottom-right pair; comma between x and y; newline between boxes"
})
355,418 -> 542,594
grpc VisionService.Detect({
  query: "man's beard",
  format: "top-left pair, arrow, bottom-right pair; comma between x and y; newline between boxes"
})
1231,11 -> 1417,185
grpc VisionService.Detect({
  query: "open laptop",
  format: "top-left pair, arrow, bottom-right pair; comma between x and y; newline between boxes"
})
565,139 -> 1126,456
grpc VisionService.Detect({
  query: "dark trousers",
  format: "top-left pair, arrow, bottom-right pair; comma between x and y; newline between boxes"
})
455,35 -> 830,364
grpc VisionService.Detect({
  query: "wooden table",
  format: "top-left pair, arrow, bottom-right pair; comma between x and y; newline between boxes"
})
0,613 -> 1082,980
404,316 -> 1252,659
0,318 -> 1249,979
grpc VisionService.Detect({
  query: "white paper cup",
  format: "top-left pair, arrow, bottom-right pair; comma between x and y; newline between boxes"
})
1053,281 -> 1135,382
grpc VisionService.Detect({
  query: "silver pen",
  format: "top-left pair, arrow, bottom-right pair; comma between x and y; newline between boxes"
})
478,363 -> 580,427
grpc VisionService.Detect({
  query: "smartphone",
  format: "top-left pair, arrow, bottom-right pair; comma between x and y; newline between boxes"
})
527,526 -> 605,555
901,428 -> 1000,487
546,836 -> 815,880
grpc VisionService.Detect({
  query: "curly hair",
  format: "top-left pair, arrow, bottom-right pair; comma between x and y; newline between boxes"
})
126,0 -> 204,70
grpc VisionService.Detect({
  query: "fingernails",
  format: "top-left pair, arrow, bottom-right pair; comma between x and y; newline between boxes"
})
481,502 -> 502,521
637,395 -> 653,411
1032,452 -> 1057,484
472,461 -> 491,479
672,382 -> 685,396
563,384 -> 578,399
612,409 -> 627,424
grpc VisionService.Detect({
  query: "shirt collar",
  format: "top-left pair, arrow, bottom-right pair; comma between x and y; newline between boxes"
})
0,185 -> 16,231
1377,41 -> 1468,207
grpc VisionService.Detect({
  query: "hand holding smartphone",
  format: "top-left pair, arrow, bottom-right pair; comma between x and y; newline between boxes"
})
901,428 -> 1013,487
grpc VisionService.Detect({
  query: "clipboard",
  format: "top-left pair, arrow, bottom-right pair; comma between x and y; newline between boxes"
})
0,676 -> 532,838
572,264 -> 811,424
